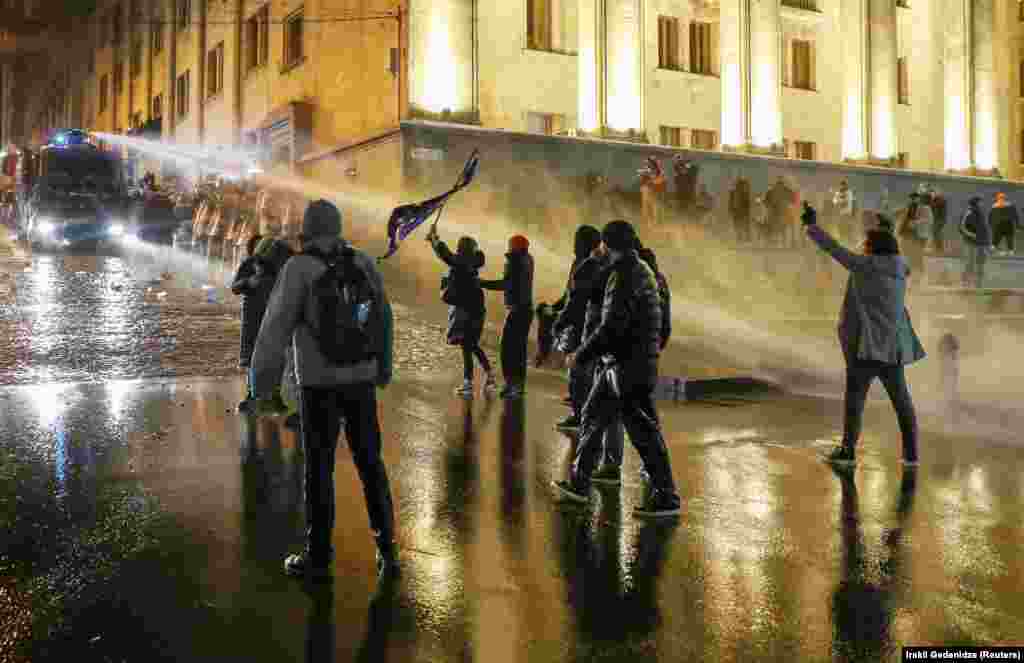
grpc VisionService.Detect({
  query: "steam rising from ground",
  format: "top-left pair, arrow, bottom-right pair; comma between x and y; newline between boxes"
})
96,132 -> 1024,444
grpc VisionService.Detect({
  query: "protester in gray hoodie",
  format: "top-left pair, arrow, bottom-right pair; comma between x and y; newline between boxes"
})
250,199 -> 397,580
802,203 -> 925,468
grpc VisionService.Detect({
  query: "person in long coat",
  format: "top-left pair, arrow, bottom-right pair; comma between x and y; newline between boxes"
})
802,204 -> 925,468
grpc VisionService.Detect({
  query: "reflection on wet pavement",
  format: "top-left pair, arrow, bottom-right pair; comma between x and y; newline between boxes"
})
1,373 -> 1023,663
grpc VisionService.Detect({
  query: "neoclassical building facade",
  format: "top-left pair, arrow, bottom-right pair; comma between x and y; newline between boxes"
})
407,0 -> 1024,180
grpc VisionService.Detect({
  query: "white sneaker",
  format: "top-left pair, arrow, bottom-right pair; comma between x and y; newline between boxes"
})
455,380 -> 474,397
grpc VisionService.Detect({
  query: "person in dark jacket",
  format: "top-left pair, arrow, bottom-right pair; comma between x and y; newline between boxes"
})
588,241 -> 673,485
232,233 -> 293,414
426,226 -> 495,397
553,229 -> 607,431
481,235 -> 535,399
989,192 -> 1019,255
928,186 -> 948,253
536,226 -> 601,368
554,220 -> 682,518
250,199 -> 397,580
959,196 -> 992,288
802,204 -> 924,467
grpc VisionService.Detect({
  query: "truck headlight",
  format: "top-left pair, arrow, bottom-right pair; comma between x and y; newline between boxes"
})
110,223 -> 125,236
38,221 -> 54,234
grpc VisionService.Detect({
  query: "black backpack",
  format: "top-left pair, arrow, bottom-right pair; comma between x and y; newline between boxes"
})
308,247 -> 378,366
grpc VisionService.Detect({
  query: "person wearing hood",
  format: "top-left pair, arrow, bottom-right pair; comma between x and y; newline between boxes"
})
989,192 -> 1019,255
250,199 -> 397,580
481,235 -> 535,399
802,203 -> 924,468
959,196 -> 992,287
537,225 -> 603,368
928,186 -> 948,253
552,225 -> 605,431
426,225 -> 495,397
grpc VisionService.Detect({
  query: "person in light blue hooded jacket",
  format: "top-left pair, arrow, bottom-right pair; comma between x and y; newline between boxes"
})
802,204 -> 925,469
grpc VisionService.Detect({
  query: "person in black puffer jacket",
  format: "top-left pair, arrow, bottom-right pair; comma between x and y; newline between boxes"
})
536,225 -> 603,367
427,227 -> 495,397
481,235 -> 534,399
554,220 -> 682,518
553,228 -> 607,430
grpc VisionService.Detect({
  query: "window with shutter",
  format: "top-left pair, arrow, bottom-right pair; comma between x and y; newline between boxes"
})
792,40 -> 813,90
897,57 -> 909,105
658,17 -> 680,70
284,8 -> 304,69
689,22 -> 713,75
659,126 -> 683,147
692,129 -> 717,150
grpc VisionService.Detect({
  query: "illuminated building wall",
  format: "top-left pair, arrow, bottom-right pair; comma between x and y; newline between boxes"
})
6,0 -> 1024,182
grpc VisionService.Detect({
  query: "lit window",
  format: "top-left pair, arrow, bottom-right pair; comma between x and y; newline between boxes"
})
284,8 -> 304,69
898,56 -> 909,105
207,43 -> 224,97
787,139 -> 816,160
245,6 -> 269,71
177,0 -> 191,30
658,17 -> 681,70
99,75 -> 108,112
176,70 -> 190,118
527,112 -> 566,135
527,0 -> 578,54
691,129 -> 717,150
791,39 -> 815,90
660,126 -> 683,147
689,22 -> 716,76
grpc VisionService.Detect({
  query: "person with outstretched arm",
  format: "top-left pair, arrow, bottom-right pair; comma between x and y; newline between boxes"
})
801,202 -> 925,468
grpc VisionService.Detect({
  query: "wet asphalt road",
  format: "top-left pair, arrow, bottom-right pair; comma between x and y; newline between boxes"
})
2,247 -> 1024,663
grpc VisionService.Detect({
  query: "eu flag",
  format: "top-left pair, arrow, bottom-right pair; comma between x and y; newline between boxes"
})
379,149 -> 480,261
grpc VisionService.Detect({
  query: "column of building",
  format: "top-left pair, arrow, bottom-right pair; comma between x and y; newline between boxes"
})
867,0 -> 898,160
971,0 -> 998,171
577,0 -> 604,134
720,0 -> 782,152
408,0 -> 477,121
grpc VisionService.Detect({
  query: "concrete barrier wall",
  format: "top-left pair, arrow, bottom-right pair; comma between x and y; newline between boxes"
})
401,120 -> 1024,250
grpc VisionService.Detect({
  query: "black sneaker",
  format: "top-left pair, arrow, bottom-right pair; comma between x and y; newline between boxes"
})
591,464 -> 622,485
552,480 -> 589,505
555,415 -> 580,432
237,399 -> 254,414
284,551 -> 331,579
633,491 -> 682,518
824,445 -> 856,467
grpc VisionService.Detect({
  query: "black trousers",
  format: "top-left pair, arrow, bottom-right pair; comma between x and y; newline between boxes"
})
500,306 -> 534,386
462,343 -> 491,381
299,384 -> 395,562
842,360 -> 919,461
570,359 -> 625,466
993,221 -> 1016,252
572,361 -> 677,495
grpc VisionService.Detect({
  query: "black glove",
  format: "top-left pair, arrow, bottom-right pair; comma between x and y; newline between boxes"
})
801,203 -> 817,226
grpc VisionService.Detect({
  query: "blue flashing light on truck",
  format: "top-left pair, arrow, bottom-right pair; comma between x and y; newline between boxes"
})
21,130 -> 134,250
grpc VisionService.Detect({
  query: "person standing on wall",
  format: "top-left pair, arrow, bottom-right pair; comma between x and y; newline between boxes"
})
959,196 -> 992,288
801,203 -> 924,468
833,179 -> 857,246
927,185 -> 948,253
989,192 -> 1019,256
481,235 -> 535,399
729,177 -> 753,246
897,192 -> 932,288
250,199 -> 397,580
554,220 -> 682,518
